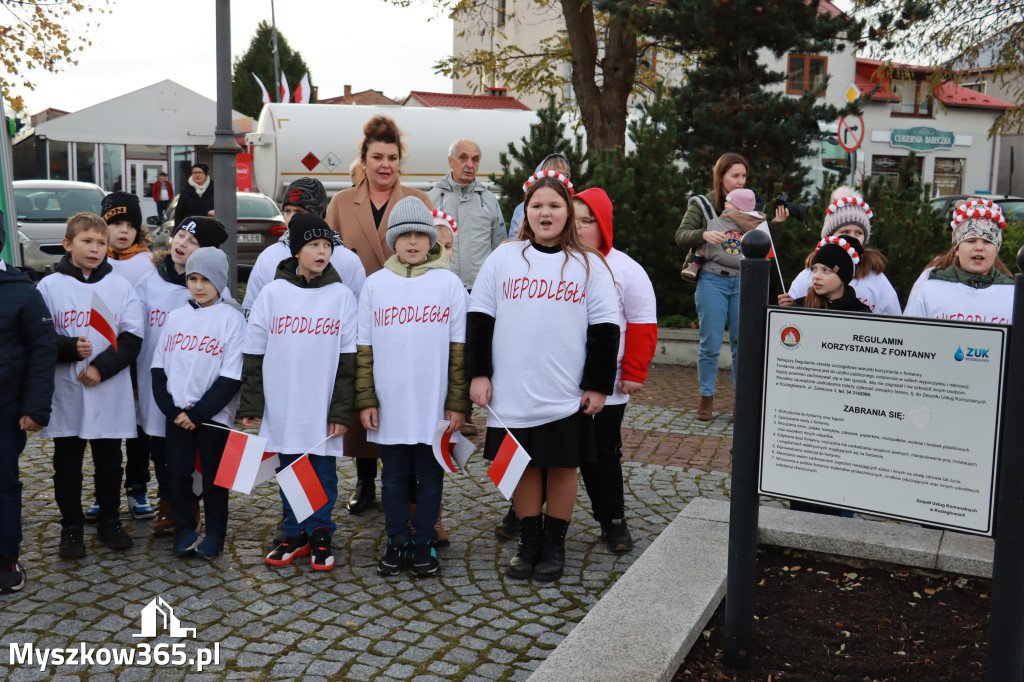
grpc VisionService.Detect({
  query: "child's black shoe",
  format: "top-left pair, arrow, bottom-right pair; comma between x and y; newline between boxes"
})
0,557 -> 26,594
265,531 -> 309,566
98,521 -> 133,551
58,526 -> 86,559
310,528 -> 334,571
377,534 -> 408,576
409,540 -> 439,577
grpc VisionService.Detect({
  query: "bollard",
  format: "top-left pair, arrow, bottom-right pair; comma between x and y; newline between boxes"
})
984,248 -> 1024,680
723,229 -> 772,668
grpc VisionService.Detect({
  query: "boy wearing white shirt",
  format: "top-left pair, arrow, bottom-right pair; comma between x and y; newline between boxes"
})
151,248 -> 245,559
356,197 -> 469,577
241,214 -> 358,571
37,213 -> 145,559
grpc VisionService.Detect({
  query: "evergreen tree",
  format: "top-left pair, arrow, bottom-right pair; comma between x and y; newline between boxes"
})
590,90 -> 694,318
642,0 -> 864,200
489,97 -> 589,222
231,21 -> 315,119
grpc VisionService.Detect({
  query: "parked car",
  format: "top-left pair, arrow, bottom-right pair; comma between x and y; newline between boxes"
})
930,194 -> 1024,223
14,180 -> 106,274
150,191 -> 287,270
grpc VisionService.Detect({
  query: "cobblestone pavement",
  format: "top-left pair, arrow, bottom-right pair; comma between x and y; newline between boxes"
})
1,365 -> 735,681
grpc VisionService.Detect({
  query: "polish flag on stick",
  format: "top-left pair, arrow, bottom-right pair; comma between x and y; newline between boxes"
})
293,72 -> 311,104
277,455 -> 328,522
754,221 -> 786,289
89,291 -> 118,351
485,408 -> 532,500
431,420 -> 475,474
255,450 -> 281,486
213,428 -> 270,494
279,72 -> 291,104
251,72 -> 271,105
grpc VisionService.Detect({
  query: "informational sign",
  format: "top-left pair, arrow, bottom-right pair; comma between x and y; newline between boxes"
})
759,309 -> 1007,535
890,126 -> 955,152
838,114 -> 864,152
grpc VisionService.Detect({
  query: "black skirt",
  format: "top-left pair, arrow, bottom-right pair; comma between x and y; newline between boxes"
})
483,409 -> 597,469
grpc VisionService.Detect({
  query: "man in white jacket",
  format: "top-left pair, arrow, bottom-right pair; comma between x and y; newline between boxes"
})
428,139 -> 507,291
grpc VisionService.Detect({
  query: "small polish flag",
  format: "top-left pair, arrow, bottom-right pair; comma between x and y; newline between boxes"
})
277,455 -> 328,522
755,221 -> 776,258
293,72 -> 311,104
252,72 -> 271,105
89,291 -> 118,351
214,429 -> 269,494
431,420 -> 475,474
255,450 -> 280,487
487,431 -> 532,500
192,449 -> 203,497
279,72 -> 291,104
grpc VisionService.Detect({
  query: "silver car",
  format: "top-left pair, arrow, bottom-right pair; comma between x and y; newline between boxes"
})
14,180 -> 106,274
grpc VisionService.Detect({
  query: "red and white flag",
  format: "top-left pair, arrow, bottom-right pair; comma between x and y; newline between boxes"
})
89,291 -> 118,351
214,429 -> 270,494
487,431 -> 531,500
192,449 -> 203,497
431,420 -> 475,474
255,450 -> 280,486
277,455 -> 327,522
252,72 -> 271,105
755,221 -> 776,258
293,72 -> 311,104
279,72 -> 291,104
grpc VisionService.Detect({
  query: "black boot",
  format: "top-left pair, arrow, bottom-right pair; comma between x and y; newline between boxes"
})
495,502 -> 520,539
600,517 -> 634,552
534,514 -> 569,582
347,477 -> 376,514
506,515 -> 542,579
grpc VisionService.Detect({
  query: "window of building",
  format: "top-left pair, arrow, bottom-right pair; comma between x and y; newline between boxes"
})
496,0 -> 505,27
871,154 -> 924,189
786,55 -> 827,96
933,158 -> 965,196
891,79 -> 932,117
100,144 -> 125,192
75,142 -> 95,184
48,141 -> 70,180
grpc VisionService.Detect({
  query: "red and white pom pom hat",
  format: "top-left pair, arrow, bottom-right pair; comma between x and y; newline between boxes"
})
951,198 -> 1007,231
825,196 -> 873,219
522,169 -> 574,195
432,209 -> 458,233
814,235 -> 861,264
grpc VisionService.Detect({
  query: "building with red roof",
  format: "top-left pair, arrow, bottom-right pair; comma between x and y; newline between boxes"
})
319,85 -> 397,106
401,90 -> 531,110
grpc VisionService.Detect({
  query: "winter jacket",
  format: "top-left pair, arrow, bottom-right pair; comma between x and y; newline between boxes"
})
0,262 -> 56,421
674,192 -> 717,251
428,173 -> 506,290
793,285 -> 873,313
354,242 -> 470,414
173,180 -> 215,226
239,258 -> 356,425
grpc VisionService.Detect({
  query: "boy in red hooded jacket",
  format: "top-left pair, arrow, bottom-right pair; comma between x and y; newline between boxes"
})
573,187 -> 658,552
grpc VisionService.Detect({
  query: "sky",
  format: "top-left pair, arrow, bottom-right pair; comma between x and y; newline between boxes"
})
13,0 -> 455,116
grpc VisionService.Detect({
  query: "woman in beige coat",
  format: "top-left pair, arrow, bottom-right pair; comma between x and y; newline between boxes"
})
325,115 -> 434,516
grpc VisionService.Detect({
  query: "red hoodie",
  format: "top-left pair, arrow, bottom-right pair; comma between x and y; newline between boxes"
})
575,187 -> 657,385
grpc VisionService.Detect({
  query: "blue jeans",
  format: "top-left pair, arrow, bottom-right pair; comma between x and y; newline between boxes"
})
0,410 -> 26,558
277,454 -> 338,536
380,443 -> 443,543
695,271 -> 739,397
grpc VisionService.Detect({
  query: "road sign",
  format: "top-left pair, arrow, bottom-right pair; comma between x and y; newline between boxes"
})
844,82 -> 862,104
838,114 -> 865,152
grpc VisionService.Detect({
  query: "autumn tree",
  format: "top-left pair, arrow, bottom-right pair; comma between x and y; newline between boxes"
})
231,20 -> 314,119
853,0 -> 1024,134
1,0 -> 108,113
390,0 -> 681,155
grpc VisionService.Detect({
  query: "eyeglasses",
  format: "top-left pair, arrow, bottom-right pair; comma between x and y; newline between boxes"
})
192,170 -> 206,176
575,217 -> 597,226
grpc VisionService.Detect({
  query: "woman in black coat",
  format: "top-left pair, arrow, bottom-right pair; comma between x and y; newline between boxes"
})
173,163 -> 215,226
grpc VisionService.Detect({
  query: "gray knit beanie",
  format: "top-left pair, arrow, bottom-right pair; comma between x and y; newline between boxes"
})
386,196 -> 437,250
282,177 -> 328,218
820,186 -> 873,244
186,247 -> 228,297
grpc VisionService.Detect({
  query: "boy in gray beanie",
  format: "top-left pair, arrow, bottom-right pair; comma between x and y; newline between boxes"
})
386,197 -> 437,251
185,247 -> 229,302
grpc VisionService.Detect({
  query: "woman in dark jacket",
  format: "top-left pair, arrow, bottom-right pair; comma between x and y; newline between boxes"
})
173,163 -> 215,226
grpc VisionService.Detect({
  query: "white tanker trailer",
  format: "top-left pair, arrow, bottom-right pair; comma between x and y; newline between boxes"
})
245,103 -> 541,201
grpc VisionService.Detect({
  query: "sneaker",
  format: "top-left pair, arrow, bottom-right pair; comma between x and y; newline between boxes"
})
58,526 -> 86,559
195,535 -> 223,560
681,260 -> 701,281
0,557 -> 26,594
98,521 -> 133,551
309,528 -> 335,571
409,540 -> 439,577
377,534 -> 408,576
174,530 -> 200,558
84,499 -> 99,523
265,532 -> 310,566
127,486 -> 156,520
600,518 -> 634,552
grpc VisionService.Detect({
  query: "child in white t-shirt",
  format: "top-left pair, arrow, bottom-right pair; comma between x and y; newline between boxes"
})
151,248 -> 245,559
357,197 -> 469,577
241,213 -> 358,571
37,213 -> 145,559
468,171 -> 619,583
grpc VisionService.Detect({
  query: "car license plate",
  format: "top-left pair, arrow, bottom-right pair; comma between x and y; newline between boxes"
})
237,233 -> 261,243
